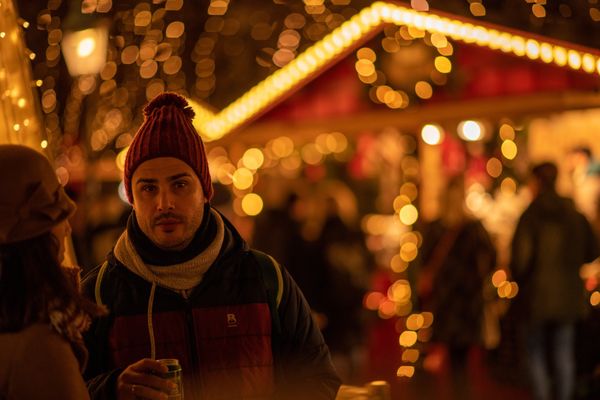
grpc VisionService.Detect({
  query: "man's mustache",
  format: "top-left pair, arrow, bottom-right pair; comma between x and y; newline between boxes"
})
153,212 -> 184,225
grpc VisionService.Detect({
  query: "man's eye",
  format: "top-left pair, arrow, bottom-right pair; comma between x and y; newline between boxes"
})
174,181 -> 188,188
142,185 -> 156,192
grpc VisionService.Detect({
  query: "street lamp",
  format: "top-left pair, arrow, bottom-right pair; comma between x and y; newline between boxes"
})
58,3 -> 109,268
61,5 -> 108,76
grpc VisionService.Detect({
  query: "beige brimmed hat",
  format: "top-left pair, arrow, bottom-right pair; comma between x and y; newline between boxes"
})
0,145 -> 76,244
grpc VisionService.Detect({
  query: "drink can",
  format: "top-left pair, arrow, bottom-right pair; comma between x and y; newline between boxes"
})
157,358 -> 184,400
367,380 -> 391,400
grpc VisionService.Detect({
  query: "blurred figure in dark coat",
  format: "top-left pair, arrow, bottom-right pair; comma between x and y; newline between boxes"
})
316,196 -> 372,384
509,161 -> 599,400
417,176 -> 496,400
253,192 -> 302,268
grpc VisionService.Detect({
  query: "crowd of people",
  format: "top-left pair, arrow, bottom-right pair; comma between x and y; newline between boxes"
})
1,91 -> 600,400
410,158 -> 600,400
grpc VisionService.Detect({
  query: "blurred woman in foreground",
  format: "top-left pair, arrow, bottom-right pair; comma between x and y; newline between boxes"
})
0,145 -> 104,400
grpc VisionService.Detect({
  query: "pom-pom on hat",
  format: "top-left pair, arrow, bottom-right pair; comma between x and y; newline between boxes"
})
124,92 -> 213,203
0,145 -> 76,244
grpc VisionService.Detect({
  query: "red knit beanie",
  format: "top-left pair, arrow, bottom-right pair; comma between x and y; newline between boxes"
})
124,92 -> 213,203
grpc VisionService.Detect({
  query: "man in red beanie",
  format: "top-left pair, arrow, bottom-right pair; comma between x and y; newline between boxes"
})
82,92 -> 341,400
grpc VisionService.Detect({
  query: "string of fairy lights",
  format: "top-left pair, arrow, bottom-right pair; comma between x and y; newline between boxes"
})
9,0 -> 600,156
191,1 -> 600,141
0,0 -> 45,150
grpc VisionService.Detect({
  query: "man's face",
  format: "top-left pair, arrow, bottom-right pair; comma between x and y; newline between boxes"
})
131,157 -> 206,250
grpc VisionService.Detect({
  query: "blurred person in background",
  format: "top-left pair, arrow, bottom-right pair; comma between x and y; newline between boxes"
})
568,146 -> 600,229
0,145 -> 105,400
253,191 -> 331,332
82,92 -> 340,400
253,191 -> 304,273
315,195 -> 371,384
254,189 -> 371,384
417,175 -> 496,400
509,161 -> 599,400
566,147 -> 600,399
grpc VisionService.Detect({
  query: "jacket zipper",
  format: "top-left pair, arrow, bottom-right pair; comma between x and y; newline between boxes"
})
185,300 -> 202,399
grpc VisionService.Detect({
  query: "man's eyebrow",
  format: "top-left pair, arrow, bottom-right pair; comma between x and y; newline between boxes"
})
168,173 -> 192,182
135,178 -> 157,185
135,173 -> 191,185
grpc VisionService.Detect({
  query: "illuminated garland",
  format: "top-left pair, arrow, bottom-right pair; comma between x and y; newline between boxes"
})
190,1 -> 600,142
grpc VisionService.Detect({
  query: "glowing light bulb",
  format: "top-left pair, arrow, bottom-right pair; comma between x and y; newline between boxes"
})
77,37 -> 96,57
526,39 -> 540,59
568,50 -> 581,70
241,193 -> 263,216
421,124 -> 443,145
399,204 -> 418,225
458,120 -> 484,141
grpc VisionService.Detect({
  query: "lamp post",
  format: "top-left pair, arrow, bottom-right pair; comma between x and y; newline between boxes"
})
59,3 -> 109,268
61,4 -> 108,76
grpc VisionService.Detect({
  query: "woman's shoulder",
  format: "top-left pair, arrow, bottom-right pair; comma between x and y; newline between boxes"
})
12,323 -> 72,354
1,323 -> 57,344
1,323 -> 90,400
0,323 -> 73,380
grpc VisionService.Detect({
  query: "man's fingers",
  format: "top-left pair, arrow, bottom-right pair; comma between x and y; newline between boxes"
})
130,358 -> 168,374
128,383 -> 168,400
124,371 -> 175,393
117,359 -> 174,400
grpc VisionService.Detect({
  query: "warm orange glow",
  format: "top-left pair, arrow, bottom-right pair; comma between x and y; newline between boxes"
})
388,280 -> 412,303
397,366 -> 415,378
399,330 -> 418,347
401,349 -> 420,363
500,177 -> 517,195
378,299 -> 397,319
364,291 -> 385,310
406,314 -> 425,330
421,312 -> 434,328
400,242 -> 418,262
491,269 -> 507,287
390,254 -> 409,272
591,291 -> 600,306
501,139 -> 518,160
421,124 -> 443,145
241,193 -> 263,216
399,204 -> 419,225
499,123 -> 515,140
486,157 -> 503,178
393,195 -> 411,211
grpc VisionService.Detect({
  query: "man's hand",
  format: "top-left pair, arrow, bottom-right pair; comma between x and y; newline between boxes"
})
117,359 -> 175,400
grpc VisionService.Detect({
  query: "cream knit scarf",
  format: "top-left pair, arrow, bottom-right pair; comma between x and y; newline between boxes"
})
114,209 -> 225,292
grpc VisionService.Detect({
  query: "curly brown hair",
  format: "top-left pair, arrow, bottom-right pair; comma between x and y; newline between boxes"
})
0,232 -> 104,333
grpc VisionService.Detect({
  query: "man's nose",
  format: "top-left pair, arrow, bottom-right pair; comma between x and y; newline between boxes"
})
157,190 -> 174,210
